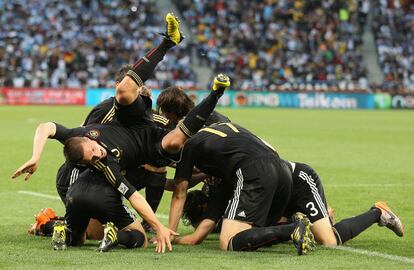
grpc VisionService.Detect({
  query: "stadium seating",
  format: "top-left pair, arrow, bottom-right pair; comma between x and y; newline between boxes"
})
2,0 -> 412,93
372,0 -> 414,92
173,0 -> 369,92
0,0 -> 197,89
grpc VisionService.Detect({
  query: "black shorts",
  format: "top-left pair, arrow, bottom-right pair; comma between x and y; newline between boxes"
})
125,167 -> 167,190
65,169 -> 136,244
203,182 -> 232,222
283,162 -> 329,223
115,95 -> 154,127
56,162 -> 87,204
223,157 -> 292,227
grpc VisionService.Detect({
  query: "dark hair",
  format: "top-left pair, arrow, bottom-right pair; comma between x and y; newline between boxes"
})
140,85 -> 151,97
182,190 -> 209,228
115,64 -> 133,83
63,137 -> 86,164
156,86 -> 194,120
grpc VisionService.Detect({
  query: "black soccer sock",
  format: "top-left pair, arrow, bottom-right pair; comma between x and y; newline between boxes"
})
65,227 -> 73,246
333,208 -> 381,244
117,229 -> 145,249
41,220 -> 58,236
126,39 -> 175,86
178,91 -> 221,137
228,224 -> 296,251
145,186 -> 165,213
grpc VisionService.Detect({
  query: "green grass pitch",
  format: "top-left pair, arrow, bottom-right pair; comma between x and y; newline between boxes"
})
0,106 -> 413,269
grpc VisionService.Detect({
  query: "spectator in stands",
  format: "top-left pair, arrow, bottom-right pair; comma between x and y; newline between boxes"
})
372,0 -> 414,92
0,0 -> 198,89
174,0 -> 370,92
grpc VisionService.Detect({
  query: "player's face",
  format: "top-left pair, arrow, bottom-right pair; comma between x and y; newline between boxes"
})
81,138 -> 107,164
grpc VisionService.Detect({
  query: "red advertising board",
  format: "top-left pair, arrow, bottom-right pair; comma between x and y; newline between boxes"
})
0,88 -> 85,105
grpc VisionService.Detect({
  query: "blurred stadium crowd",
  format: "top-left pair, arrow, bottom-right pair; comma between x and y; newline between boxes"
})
372,0 -> 414,91
175,0 -> 368,92
0,0 -> 197,89
0,0 -> 413,92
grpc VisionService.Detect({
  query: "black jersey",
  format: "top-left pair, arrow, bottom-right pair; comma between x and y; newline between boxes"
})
83,97 -> 170,128
175,122 -> 279,182
83,97 -> 117,126
53,123 -> 143,197
115,94 -> 154,127
55,96 -> 171,200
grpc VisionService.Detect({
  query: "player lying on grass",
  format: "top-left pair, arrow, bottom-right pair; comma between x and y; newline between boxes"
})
168,122 -> 316,255
174,160 -> 404,247
12,13 -> 230,253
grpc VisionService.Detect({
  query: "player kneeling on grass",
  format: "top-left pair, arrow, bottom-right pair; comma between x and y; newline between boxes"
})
173,180 -> 316,255
168,122 -> 316,255
176,161 -> 404,248
281,161 -> 404,246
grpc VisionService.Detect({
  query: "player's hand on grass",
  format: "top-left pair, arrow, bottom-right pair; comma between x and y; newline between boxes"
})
153,225 -> 178,253
12,158 -> 39,181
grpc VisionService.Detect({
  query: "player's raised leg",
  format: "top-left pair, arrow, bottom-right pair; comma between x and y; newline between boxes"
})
116,13 -> 183,105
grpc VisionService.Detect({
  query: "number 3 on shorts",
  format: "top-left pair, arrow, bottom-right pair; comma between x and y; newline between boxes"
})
306,202 -> 319,217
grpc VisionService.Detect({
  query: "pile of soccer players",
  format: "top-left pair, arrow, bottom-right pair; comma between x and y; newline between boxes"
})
12,13 -> 404,255
174,0 -> 369,92
0,0 -> 197,89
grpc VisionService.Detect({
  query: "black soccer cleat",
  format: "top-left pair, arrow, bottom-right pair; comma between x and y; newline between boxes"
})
291,212 -> 316,255
51,221 -> 67,251
98,222 -> 119,252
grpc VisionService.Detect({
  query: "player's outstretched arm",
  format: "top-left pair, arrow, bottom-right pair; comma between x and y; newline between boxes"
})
128,191 -> 178,253
168,178 -> 189,232
174,219 -> 216,245
12,122 -> 56,181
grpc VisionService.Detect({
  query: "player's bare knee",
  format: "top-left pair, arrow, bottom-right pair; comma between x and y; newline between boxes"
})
311,217 -> 337,246
115,92 -> 132,106
313,228 -> 338,246
162,130 -> 186,153
219,238 -> 230,251
318,236 -> 338,246
115,81 -> 139,105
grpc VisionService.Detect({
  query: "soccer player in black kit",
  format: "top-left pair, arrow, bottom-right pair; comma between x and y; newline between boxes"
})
12,13 -> 231,253
168,122 -> 316,255
174,160 -> 404,247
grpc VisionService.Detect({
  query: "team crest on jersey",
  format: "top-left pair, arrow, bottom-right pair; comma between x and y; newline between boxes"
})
87,130 -> 100,139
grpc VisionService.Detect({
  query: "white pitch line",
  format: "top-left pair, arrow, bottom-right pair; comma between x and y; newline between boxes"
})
15,191 -> 414,264
332,246 -> 414,265
18,190 -> 61,200
325,183 -> 414,188
17,190 -> 169,220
